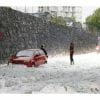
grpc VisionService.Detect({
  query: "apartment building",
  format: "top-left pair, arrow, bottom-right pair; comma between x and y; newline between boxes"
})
38,6 -> 82,22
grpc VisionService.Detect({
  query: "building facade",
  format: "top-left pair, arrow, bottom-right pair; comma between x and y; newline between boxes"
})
38,6 -> 82,22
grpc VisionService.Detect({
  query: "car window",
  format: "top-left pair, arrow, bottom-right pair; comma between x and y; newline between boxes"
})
16,50 -> 34,57
34,50 -> 40,56
38,50 -> 45,55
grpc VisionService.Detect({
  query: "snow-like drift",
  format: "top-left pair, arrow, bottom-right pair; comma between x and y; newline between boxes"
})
0,52 -> 100,93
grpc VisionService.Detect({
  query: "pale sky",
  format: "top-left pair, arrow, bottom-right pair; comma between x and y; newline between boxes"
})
82,6 -> 99,23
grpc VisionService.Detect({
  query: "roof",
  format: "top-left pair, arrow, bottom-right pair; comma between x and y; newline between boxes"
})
21,49 -> 41,51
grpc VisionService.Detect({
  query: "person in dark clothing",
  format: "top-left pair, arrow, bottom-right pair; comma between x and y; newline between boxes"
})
40,45 -> 48,58
69,42 -> 74,65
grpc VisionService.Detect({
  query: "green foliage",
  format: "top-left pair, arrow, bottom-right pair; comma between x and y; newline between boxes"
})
50,16 -> 66,26
70,16 -> 76,22
86,8 -> 100,31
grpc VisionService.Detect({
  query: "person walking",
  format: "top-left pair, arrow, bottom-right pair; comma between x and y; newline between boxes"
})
69,42 -> 74,65
40,45 -> 48,58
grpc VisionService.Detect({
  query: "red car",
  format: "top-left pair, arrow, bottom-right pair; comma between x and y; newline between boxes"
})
8,49 -> 48,67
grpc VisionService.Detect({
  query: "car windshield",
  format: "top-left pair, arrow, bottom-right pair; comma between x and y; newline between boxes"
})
16,50 -> 34,57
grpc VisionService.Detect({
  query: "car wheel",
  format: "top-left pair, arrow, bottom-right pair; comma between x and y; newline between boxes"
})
27,62 -> 32,67
33,62 -> 38,67
44,60 -> 47,64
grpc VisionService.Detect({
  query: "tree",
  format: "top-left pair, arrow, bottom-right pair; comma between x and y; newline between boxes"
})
50,16 -> 66,26
86,8 -> 100,32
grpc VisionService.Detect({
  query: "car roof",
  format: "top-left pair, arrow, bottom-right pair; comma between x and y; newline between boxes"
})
16,49 -> 46,56
20,49 -> 42,51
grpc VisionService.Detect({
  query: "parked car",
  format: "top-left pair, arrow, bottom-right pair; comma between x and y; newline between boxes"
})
8,49 -> 48,67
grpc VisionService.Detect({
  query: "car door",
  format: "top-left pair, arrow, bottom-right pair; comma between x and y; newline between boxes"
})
38,50 -> 46,64
34,50 -> 42,66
